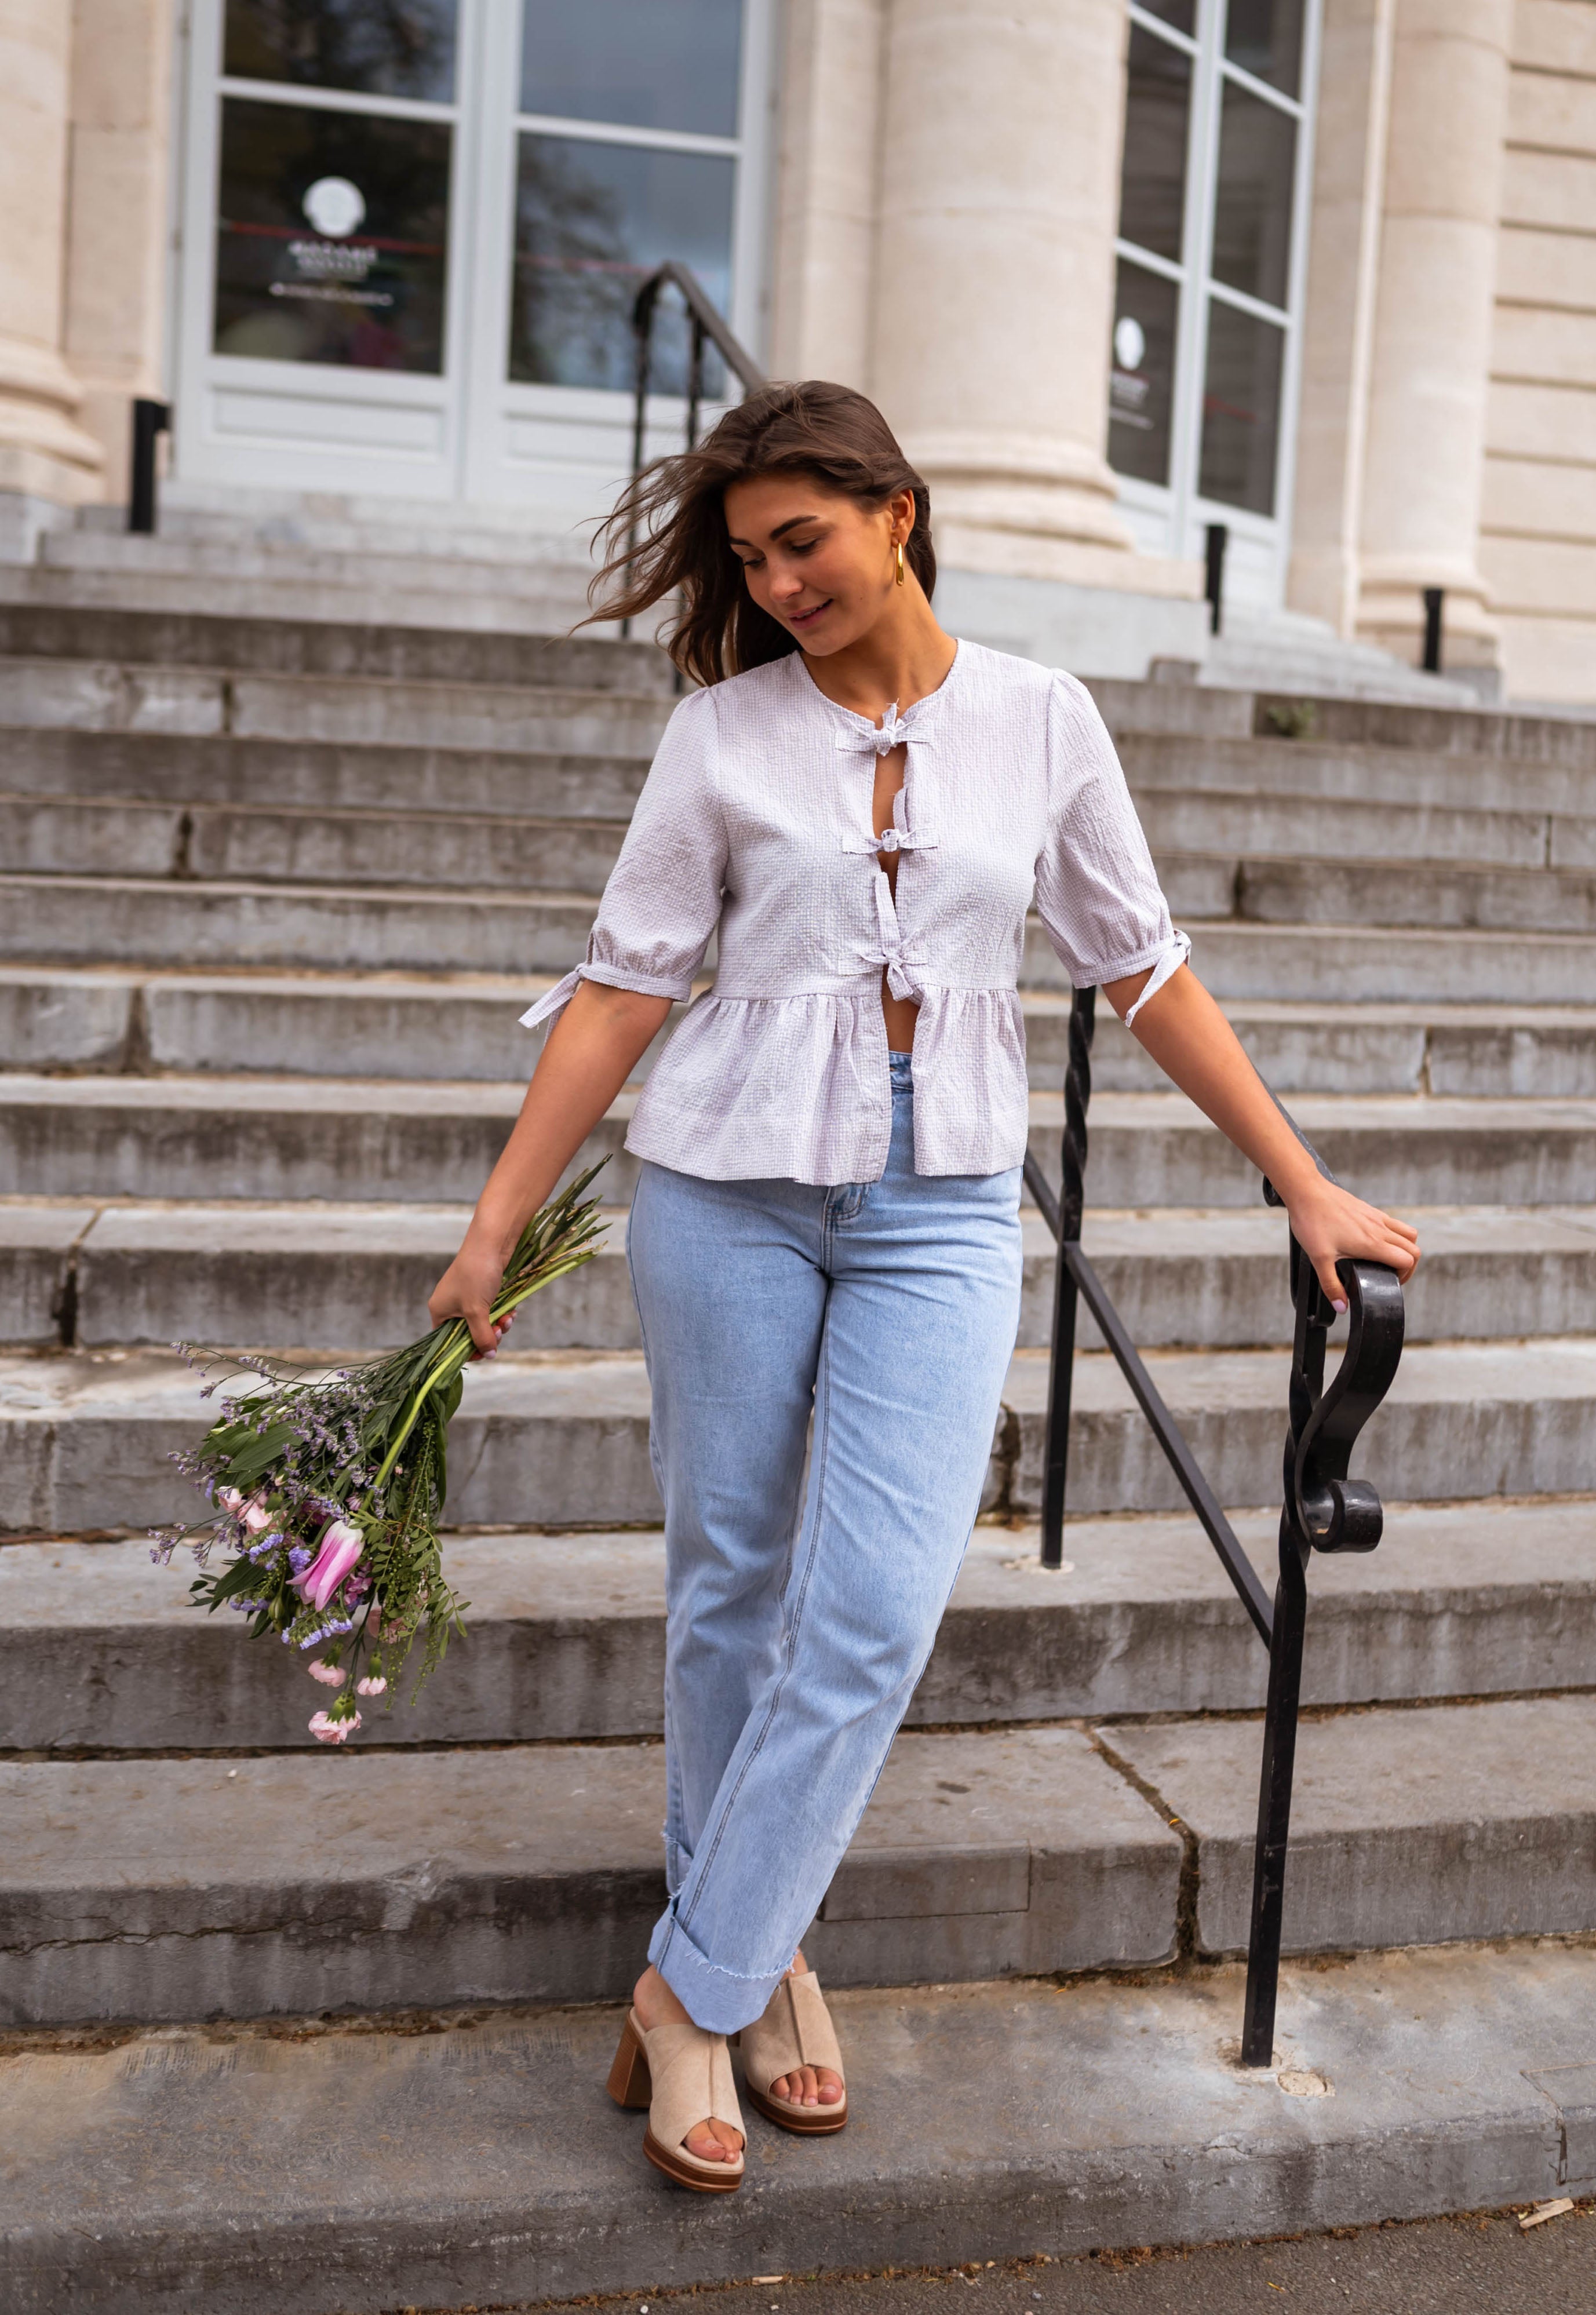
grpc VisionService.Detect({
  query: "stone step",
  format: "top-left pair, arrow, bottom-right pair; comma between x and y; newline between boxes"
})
8,1199 -> 1594,1356
0,794 -> 629,893
10,869 -> 1596,1002
1120,725 -> 1596,814
3,785 -> 1582,889
0,602 -> 673,695
4,1333 -> 1590,1536
1108,1694 -> 1596,1956
10,795 -> 1593,942
0,1723 -> 1184,2025
0,726 -> 653,817
5,1498 -> 1590,1751
11,963 -> 1596,1099
1,1076 -> 1590,1209
0,658 -> 672,757
1236,854 -> 1596,935
6,1690 -> 1596,2025
5,1945 -> 1591,2312
2,544 -> 601,638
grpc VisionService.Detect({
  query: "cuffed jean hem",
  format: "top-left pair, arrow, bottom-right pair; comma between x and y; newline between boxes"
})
648,1899 -> 788,2035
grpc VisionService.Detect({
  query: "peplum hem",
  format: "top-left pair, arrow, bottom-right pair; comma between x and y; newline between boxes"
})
623,986 -> 1033,1184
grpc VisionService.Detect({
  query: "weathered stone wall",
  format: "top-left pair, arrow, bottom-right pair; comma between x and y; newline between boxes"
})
1480,0 -> 1596,702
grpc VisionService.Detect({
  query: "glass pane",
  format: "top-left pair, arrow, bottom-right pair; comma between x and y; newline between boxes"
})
520,0 -> 743,137
224,0 -> 456,105
1225,0 -> 1304,98
1108,260 -> 1179,489
1199,300 -> 1284,515
1117,26 -> 1191,264
213,99 -> 450,373
1136,0 -> 1196,31
1212,78 -> 1296,310
509,133 -> 735,392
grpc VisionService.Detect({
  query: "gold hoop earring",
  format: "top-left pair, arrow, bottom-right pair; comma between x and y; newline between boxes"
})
894,540 -> 906,587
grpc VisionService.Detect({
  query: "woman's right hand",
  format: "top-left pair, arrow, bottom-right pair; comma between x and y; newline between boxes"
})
428,1230 -> 513,1357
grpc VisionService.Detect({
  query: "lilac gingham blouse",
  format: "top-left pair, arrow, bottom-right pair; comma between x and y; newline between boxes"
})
521,640 -> 1188,1183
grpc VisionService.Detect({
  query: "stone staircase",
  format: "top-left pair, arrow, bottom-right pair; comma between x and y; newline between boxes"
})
2,591 -> 1595,2309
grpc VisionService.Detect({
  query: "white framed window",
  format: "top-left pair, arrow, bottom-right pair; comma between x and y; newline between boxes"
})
170,0 -> 775,519
1107,0 -> 1321,607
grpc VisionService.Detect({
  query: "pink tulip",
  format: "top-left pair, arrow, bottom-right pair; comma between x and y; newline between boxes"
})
309,1709 -> 361,1745
294,1518 -> 365,1612
307,1660 -> 344,1687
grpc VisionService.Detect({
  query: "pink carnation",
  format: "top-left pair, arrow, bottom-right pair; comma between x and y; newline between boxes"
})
307,1660 -> 344,1687
293,1518 -> 365,1612
309,1709 -> 361,1745
356,1675 -> 387,1697
242,1497 -> 274,1533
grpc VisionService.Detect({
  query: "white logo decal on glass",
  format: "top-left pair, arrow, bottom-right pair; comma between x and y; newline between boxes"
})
1113,315 -> 1146,372
302,177 -> 367,239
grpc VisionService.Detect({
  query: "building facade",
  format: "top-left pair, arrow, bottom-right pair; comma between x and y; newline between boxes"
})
4,0 -> 1593,699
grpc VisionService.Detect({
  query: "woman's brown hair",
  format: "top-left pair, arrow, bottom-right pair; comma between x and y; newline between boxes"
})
586,379 -> 935,688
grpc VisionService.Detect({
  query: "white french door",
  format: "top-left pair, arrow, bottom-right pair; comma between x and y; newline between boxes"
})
1106,0 -> 1322,608
171,0 -> 774,524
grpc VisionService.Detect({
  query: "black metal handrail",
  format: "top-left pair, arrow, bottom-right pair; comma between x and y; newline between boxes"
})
1026,985 -> 1404,2062
629,261 -> 764,484
620,263 -> 764,642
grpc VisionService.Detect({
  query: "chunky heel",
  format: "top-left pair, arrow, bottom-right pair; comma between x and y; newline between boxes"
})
606,2015 -> 652,2109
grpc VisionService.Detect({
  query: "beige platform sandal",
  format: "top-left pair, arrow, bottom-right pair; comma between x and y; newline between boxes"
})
738,1967 -> 848,2135
607,2008 -> 746,2193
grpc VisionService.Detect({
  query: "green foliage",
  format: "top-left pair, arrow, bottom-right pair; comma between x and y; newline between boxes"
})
156,1164 -> 609,1736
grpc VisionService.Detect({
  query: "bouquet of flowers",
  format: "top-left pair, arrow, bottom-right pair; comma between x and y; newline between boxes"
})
151,1166 -> 607,1744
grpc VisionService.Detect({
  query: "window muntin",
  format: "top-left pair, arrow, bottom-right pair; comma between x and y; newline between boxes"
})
223,0 -> 457,105
1224,0 -> 1304,99
507,0 -> 747,397
1109,0 -> 1311,531
519,0 -> 744,137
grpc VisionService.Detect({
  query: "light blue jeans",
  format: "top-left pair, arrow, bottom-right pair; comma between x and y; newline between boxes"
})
625,1052 -> 1023,2033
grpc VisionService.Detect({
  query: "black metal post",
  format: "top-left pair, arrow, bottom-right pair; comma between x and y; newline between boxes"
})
620,280 -> 658,642
686,320 -> 705,453
1038,987 -> 1095,1568
1205,523 -> 1228,636
1422,586 -> 1444,674
128,398 -> 170,534
1241,1236 -> 1404,2065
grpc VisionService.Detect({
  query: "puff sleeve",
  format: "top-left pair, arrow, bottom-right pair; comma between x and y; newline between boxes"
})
520,684 -> 728,1033
1032,670 -> 1190,1025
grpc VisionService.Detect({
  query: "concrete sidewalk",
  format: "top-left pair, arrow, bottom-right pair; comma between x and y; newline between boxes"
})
5,1944 -> 1594,2314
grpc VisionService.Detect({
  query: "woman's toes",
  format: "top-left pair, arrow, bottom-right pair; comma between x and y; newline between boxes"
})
817,2069 -> 843,2103
685,2120 -> 736,2161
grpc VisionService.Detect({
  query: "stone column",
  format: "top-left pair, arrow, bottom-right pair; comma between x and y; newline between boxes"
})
1354,0 -> 1513,671
769,0 -> 886,387
65,0 -> 177,505
1287,0 -> 1396,635
0,0 -> 105,553
869,0 -> 1167,588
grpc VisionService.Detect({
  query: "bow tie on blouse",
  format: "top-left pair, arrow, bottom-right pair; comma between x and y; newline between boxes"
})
832,701 -> 937,757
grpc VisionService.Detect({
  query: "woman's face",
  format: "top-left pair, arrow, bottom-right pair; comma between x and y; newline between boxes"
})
724,473 -> 913,657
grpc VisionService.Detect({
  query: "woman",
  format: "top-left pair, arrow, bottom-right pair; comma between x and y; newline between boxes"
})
428,381 -> 1419,2193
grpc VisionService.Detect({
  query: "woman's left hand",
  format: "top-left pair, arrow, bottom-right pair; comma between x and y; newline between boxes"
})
1285,1175 -> 1420,1313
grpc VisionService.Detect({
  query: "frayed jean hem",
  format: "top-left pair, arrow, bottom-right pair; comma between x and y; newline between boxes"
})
648,1902 -> 788,2036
